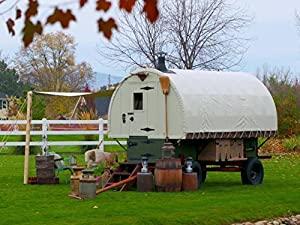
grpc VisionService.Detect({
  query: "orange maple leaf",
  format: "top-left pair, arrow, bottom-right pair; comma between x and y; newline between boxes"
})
25,0 -> 39,19
46,8 -> 77,28
97,18 -> 118,39
119,0 -> 136,13
22,20 -> 43,47
6,18 -> 15,36
96,0 -> 112,12
143,0 -> 159,23
79,0 -> 88,8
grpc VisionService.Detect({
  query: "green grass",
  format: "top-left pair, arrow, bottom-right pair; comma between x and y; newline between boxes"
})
0,154 -> 299,225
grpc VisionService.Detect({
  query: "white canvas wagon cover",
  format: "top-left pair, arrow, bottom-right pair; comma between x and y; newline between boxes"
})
108,68 -> 277,139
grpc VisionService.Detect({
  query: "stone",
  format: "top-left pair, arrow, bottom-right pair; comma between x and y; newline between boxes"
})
255,221 -> 268,225
231,215 -> 300,225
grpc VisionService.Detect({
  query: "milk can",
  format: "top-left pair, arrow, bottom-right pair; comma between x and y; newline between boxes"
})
79,169 -> 96,199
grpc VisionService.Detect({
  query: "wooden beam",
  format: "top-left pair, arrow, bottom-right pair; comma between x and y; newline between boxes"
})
24,91 -> 33,185
96,175 -> 137,195
206,167 -> 241,172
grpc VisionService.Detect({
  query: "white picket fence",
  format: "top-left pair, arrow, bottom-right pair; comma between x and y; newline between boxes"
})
0,119 -> 126,149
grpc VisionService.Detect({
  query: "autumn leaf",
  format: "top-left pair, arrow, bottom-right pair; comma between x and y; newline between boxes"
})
97,18 -> 118,39
16,8 -> 22,20
46,8 -> 76,28
96,0 -> 112,12
22,20 -> 43,47
25,0 -> 39,19
6,18 -> 15,36
119,0 -> 136,13
79,0 -> 88,8
143,0 -> 159,23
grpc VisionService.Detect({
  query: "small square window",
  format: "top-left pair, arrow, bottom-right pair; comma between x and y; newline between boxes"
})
2,100 -> 7,109
133,93 -> 143,110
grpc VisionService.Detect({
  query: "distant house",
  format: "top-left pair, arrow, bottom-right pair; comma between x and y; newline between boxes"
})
90,84 -> 119,119
0,93 -> 8,120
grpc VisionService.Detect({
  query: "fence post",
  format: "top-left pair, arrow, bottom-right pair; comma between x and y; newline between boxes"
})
24,91 -> 32,185
96,118 -> 104,162
42,118 -> 48,155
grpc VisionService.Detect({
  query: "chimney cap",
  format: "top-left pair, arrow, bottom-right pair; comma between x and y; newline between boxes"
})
156,52 -> 168,72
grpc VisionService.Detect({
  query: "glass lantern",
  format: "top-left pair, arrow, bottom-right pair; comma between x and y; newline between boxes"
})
185,157 -> 193,173
141,156 -> 148,173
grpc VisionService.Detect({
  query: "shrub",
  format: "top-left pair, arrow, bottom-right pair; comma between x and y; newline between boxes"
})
257,67 -> 300,137
282,136 -> 300,152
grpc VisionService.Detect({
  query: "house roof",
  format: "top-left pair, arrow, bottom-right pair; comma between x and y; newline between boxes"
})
0,92 -> 7,99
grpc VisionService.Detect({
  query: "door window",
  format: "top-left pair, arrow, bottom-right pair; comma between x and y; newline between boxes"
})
133,93 -> 143,110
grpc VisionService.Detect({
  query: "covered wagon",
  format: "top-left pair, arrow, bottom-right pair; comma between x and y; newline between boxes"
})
108,58 -> 277,187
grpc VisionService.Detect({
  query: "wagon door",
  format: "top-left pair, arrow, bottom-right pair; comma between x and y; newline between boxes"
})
125,81 -> 158,137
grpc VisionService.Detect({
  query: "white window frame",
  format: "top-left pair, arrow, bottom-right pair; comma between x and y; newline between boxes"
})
0,99 -> 8,110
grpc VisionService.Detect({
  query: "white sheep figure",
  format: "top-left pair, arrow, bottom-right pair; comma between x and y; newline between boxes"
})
85,148 -> 117,168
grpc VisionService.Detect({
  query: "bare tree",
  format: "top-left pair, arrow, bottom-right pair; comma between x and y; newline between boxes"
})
99,1 -> 167,70
99,0 -> 251,71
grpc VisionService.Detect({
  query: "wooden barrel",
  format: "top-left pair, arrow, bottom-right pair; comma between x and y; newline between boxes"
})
154,158 -> 182,192
36,155 -> 55,179
182,172 -> 198,191
137,172 -> 154,192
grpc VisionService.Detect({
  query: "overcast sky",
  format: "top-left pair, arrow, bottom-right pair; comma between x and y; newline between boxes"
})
1,0 -> 300,77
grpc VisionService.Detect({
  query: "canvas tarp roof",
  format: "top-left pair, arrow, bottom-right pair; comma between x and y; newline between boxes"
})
33,91 -> 93,97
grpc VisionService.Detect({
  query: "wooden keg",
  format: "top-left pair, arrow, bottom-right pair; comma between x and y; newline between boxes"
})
182,172 -> 198,191
154,158 -> 182,192
36,155 -> 56,184
137,172 -> 154,192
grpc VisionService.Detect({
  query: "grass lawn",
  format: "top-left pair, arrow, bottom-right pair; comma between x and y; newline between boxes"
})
0,153 -> 299,225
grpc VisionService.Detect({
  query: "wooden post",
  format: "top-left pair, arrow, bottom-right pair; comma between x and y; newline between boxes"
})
24,91 -> 33,185
70,96 -> 82,119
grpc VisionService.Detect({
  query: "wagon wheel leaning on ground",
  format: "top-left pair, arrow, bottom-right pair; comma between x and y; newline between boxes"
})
241,157 -> 264,185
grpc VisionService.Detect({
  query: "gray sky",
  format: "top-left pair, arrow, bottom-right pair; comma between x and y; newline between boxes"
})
1,0 -> 300,77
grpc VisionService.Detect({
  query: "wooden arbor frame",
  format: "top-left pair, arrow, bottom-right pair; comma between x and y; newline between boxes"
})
23,91 -> 93,184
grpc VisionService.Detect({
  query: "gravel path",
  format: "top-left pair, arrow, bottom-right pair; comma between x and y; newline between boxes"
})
232,215 -> 300,225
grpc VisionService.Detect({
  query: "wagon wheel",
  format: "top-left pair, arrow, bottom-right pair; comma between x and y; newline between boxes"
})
241,158 -> 264,185
192,161 -> 206,188
201,164 -> 207,183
